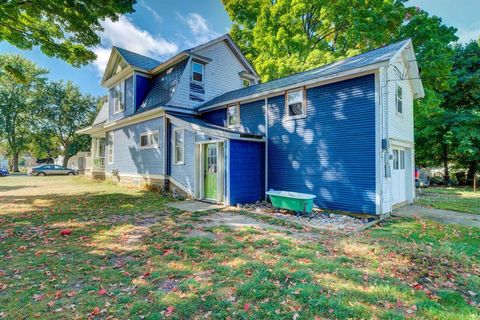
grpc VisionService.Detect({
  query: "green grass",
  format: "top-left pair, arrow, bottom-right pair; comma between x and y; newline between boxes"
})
0,176 -> 479,319
417,187 -> 480,214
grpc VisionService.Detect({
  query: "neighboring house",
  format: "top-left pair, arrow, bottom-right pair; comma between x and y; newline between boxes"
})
0,153 -> 8,169
55,151 -> 90,172
78,34 -> 424,215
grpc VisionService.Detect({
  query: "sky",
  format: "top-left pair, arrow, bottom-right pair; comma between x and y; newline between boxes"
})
0,0 -> 478,97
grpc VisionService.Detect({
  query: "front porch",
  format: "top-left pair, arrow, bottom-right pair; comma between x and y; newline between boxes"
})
85,136 -> 107,179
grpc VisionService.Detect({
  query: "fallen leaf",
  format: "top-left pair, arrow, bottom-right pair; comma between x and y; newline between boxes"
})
47,300 -> 56,307
66,291 -> 77,297
90,307 -> 100,317
165,306 -> 175,316
54,291 -> 62,299
98,288 -> 107,296
244,303 -> 250,312
60,229 -> 72,236
33,293 -> 44,301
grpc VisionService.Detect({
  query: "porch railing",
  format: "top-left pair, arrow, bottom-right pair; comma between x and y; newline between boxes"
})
85,157 -> 105,172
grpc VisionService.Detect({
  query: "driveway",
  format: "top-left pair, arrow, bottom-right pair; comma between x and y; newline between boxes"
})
394,204 -> 480,228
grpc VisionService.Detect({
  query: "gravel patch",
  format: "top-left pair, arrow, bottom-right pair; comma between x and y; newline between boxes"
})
238,201 -> 375,233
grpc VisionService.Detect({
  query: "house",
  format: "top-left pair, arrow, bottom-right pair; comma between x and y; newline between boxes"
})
78,34 -> 424,215
55,151 -> 90,173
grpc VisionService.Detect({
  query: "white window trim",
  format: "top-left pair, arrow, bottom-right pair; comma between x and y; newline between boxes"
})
139,130 -> 160,149
113,81 -> 125,115
226,103 -> 240,128
191,61 -> 205,84
107,132 -> 114,164
396,84 -> 403,116
173,128 -> 185,165
285,87 -> 306,120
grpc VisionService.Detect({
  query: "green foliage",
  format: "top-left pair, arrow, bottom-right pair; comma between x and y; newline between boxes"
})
0,0 -> 136,66
37,81 -> 98,166
0,54 -> 48,170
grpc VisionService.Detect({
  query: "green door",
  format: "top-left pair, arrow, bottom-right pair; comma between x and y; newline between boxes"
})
204,144 -> 217,200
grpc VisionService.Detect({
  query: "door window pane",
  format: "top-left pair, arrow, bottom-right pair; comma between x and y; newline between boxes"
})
207,145 -> 217,173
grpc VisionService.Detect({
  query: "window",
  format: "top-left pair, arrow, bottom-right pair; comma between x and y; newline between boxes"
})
191,61 -> 204,83
286,88 -> 306,119
174,129 -> 185,164
400,150 -> 405,169
393,149 -> 405,170
107,132 -> 114,164
227,104 -> 239,127
113,81 -> 125,114
140,131 -> 159,149
242,78 -> 251,88
396,85 -> 403,114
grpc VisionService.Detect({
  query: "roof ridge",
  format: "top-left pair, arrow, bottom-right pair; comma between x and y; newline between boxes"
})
114,46 -> 162,64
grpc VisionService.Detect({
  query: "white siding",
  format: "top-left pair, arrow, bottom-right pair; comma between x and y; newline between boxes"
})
380,51 -> 416,214
170,41 -> 253,109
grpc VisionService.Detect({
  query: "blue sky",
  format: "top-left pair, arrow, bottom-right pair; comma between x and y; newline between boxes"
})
0,0 -> 478,97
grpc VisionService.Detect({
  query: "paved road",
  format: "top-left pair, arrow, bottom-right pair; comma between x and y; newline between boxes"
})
394,205 -> 480,228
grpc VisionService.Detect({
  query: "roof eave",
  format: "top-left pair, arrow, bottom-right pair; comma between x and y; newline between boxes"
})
198,62 -> 388,112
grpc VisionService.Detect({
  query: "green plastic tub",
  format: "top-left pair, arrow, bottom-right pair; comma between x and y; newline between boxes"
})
266,190 -> 316,213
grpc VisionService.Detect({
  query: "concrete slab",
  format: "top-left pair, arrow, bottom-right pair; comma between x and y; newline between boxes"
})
166,200 -> 224,212
394,205 -> 480,228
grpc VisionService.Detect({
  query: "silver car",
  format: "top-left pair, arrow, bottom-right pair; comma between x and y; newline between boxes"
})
29,165 -> 78,176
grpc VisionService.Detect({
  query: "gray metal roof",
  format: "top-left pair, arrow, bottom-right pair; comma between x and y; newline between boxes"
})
167,112 -> 263,139
92,101 -> 108,127
198,39 -> 409,110
114,47 -> 162,71
137,59 -> 188,113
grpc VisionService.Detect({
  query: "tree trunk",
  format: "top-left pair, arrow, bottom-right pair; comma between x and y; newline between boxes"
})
12,152 -> 19,172
62,154 -> 70,168
467,160 -> 478,180
441,143 -> 449,178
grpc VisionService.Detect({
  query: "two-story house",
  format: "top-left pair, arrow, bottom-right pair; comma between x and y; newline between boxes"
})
78,34 -> 424,215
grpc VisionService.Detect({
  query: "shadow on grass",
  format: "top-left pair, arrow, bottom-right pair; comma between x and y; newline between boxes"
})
0,185 -> 35,192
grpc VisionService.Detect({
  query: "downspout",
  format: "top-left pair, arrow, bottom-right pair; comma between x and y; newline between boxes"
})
163,116 -> 169,191
264,97 -> 268,198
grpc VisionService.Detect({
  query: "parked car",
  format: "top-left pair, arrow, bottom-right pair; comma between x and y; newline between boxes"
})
0,168 -> 9,177
28,165 -> 78,176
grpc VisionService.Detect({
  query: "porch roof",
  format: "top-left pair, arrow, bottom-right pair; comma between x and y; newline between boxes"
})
166,112 -> 264,141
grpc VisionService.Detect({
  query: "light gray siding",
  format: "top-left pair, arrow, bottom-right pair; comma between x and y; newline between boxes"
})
106,117 -> 164,175
170,124 -> 195,193
170,41 -> 252,109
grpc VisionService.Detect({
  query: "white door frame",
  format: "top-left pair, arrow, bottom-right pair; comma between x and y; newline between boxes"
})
194,140 -> 225,204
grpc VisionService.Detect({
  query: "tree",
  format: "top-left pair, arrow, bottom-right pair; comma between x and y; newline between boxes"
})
443,41 -> 480,180
0,54 -> 47,172
37,81 -> 98,167
0,0 -> 136,66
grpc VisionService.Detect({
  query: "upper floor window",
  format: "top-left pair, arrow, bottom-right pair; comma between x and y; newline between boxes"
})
191,61 -> 204,83
140,131 -> 159,149
113,81 -> 125,114
242,78 -> 251,88
286,88 -> 306,119
174,128 -> 185,165
396,85 -> 403,114
227,104 -> 240,127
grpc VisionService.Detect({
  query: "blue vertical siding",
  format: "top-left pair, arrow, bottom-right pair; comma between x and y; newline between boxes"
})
170,124 -> 195,192
108,76 -> 135,121
267,74 -> 377,214
135,75 -> 151,110
202,108 -> 227,127
239,100 -> 266,135
229,140 -> 265,205
106,117 -> 164,175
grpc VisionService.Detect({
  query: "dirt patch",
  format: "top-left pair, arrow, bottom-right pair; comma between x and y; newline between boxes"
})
191,212 -> 322,240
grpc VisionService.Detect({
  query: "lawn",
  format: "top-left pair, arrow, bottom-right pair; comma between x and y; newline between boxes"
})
0,176 -> 479,319
416,187 -> 480,215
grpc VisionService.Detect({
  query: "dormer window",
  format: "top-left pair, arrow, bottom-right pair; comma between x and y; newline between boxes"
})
113,81 -> 125,114
191,61 -> 204,83
227,104 -> 240,127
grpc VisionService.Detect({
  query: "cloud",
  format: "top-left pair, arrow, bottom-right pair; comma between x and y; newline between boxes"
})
457,21 -> 480,43
92,16 -> 178,75
139,0 -> 162,24
176,12 -> 221,47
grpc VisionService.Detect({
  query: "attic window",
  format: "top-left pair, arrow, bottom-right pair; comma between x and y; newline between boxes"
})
113,82 -> 125,114
242,78 -> 251,88
396,85 -> 403,114
191,61 -> 204,83
285,88 -> 306,119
